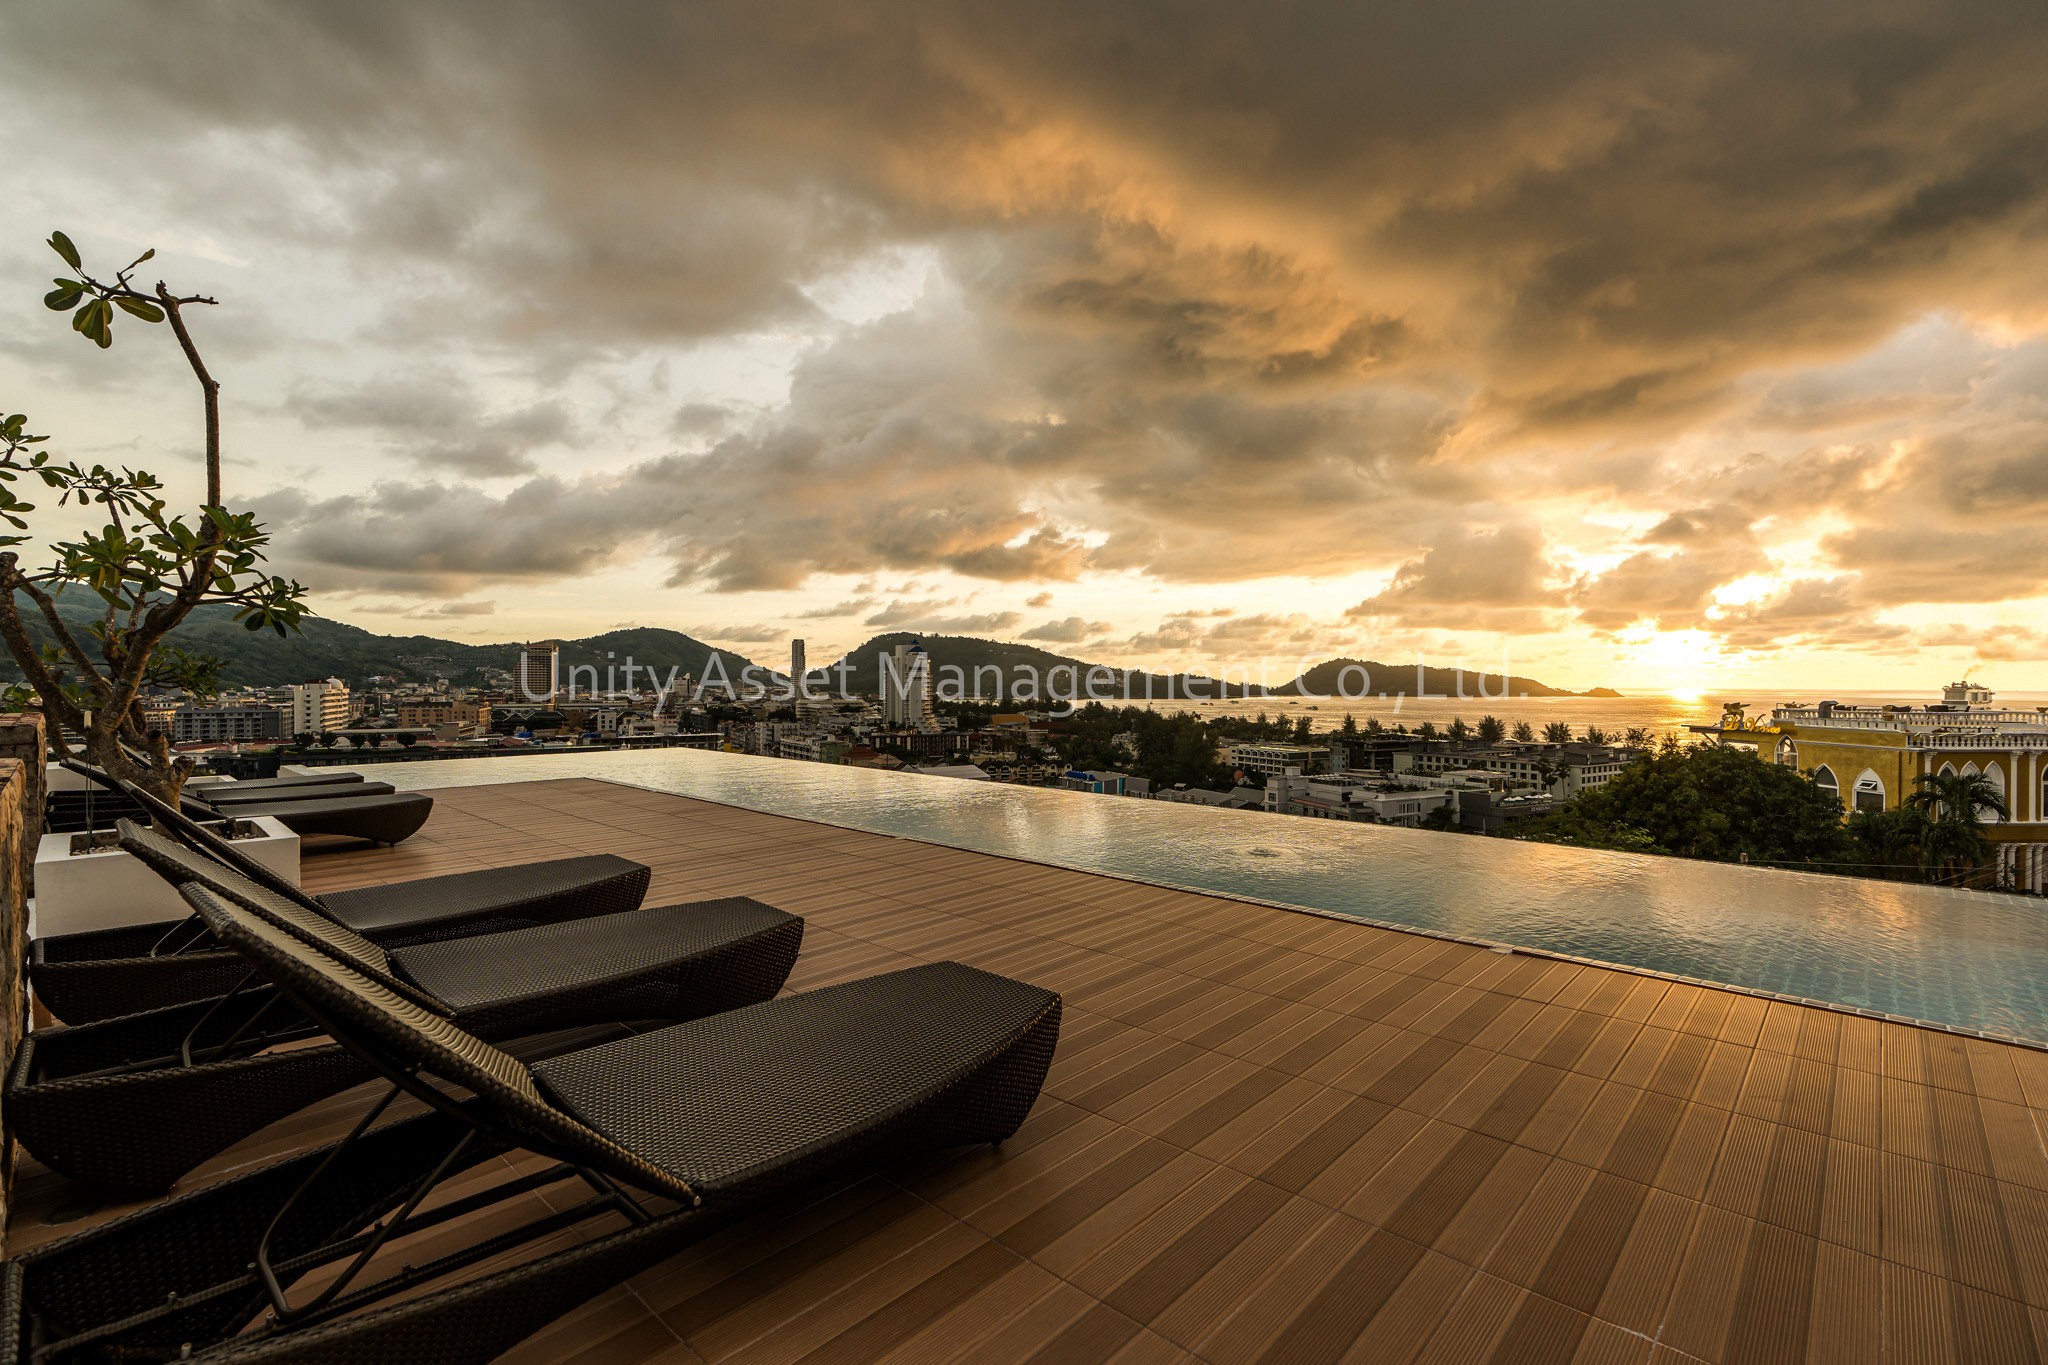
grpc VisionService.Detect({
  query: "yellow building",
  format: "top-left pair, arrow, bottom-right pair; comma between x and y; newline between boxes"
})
1754,683 -> 2048,892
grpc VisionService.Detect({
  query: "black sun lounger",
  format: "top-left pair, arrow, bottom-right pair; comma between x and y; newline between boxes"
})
1,884 -> 1057,1363
8,821 -> 802,1191
215,790 -> 434,845
195,781 -> 399,807
191,771 -> 367,793
50,758 -> 434,846
30,782 -> 652,1024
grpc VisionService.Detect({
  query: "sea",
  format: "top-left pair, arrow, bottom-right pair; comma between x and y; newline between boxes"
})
1131,689 -> 2048,741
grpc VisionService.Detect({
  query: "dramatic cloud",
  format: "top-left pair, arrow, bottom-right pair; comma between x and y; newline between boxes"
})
403,600 -> 498,620
8,1 -> 2048,684
1349,526 -> 1568,630
688,623 -> 787,644
290,371 -> 576,477
1019,616 -> 1113,643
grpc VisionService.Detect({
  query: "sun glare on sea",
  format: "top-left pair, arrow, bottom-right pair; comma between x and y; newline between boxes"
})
1611,628 -> 1722,698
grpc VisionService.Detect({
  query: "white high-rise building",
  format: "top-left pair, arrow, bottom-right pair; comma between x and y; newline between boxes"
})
790,639 -> 807,693
881,641 -> 937,730
285,678 -> 351,736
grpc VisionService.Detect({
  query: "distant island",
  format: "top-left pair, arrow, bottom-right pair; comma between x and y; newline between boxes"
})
4,602 -> 1618,700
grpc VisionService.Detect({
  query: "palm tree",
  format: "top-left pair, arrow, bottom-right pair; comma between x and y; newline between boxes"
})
1906,770 -> 2008,884
1477,715 -> 1506,745
1542,721 -> 1573,744
1847,806 -> 1930,882
1622,725 -> 1654,748
1583,724 -> 1610,745
1511,720 -> 1535,743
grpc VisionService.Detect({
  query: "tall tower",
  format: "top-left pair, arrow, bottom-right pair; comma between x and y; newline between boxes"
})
790,638 -> 807,691
883,640 -> 938,730
516,641 -> 559,704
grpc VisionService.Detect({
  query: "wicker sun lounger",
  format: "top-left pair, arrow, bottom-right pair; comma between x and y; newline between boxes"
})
9,821 -> 802,1191
30,783 -> 653,1024
2,883 -> 1058,1363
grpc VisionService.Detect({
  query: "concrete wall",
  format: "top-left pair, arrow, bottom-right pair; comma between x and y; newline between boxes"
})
0,754 -> 30,1233
0,714 -> 43,1231
0,713 -> 43,890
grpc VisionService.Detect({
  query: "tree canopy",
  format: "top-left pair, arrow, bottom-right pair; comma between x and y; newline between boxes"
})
1518,743 -> 1851,865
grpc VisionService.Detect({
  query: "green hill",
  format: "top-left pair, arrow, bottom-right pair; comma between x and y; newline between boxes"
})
4,597 -> 766,691
1271,657 -> 1612,699
822,636 -> 1609,703
3,602 -> 1612,702
823,632 -> 1259,700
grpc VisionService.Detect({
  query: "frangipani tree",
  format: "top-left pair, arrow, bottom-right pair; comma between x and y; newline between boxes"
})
0,231 -> 307,804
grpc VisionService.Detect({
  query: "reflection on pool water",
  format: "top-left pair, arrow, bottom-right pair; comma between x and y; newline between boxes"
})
369,748 -> 2048,1041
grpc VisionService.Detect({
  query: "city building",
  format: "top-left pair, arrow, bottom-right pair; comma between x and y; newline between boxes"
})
901,762 -> 992,781
1262,770 -> 1453,826
138,695 -> 183,738
1157,784 -> 1265,809
972,753 -> 1064,785
1058,769 -> 1128,795
1743,682 -> 2048,891
867,729 -> 972,758
880,640 -> 938,731
171,704 -> 284,746
1225,742 -> 1330,777
284,678 -> 351,736
395,697 -> 491,731
1463,742 -> 1636,796
515,641 -> 560,704
775,733 -> 849,764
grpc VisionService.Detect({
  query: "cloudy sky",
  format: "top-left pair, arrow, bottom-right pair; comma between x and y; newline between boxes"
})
4,2 -> 2047,693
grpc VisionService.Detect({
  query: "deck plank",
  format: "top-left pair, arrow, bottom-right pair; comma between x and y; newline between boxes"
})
17,773 -> 2048,1363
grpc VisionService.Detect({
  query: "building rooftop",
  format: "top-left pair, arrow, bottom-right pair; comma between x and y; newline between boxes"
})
13,775 -> 2048,1362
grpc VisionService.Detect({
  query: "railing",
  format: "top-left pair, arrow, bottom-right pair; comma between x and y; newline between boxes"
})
1914,731 -> 2048,749
1775,706 -> 2048,729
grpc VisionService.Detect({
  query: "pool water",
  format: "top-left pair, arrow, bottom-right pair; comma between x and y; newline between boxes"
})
369,748 -> 2048,1041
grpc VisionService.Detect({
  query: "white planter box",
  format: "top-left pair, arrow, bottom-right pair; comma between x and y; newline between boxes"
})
31,815 -> 301,938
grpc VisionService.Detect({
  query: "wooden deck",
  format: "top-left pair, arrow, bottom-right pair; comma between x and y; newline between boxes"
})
15,775 -> 2048,1363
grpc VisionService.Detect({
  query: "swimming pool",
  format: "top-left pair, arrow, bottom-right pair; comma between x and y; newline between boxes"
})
368,748 -> 2048,1041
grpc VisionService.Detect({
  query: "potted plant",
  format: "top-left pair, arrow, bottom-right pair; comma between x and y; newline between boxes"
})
4,231 -> 310,934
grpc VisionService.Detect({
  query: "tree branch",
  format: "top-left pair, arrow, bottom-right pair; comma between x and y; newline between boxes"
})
155,285 -> 221,508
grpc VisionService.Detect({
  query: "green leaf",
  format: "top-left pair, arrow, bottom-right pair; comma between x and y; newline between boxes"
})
72,298 -> 113,348
48,231 -> 81,271
114,297 -> 165,323
44,281 -> 84,312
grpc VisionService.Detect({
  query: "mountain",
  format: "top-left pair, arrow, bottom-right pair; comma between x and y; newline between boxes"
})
1270,657 -> 1614,699
823,635 -> 1613,702
4,597 -> 767,691
822,633 -> 1253,700
3,603 -> 1615,701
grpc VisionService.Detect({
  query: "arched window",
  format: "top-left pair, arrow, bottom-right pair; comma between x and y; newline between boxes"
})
1813,764 -> 1840,806
1983,762 -> 2007,822
1939,762 -> 1957,778
1775,737 -> 1797,766
1853,770 -> 1886,814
